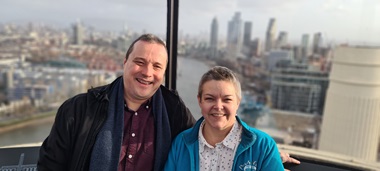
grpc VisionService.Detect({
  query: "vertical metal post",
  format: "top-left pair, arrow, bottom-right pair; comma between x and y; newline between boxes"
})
165,0 -> 179,90
17,153 -> 25,171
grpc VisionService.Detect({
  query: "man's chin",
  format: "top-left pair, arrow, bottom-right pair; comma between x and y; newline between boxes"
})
135,91 -> 155,99
135,87 -> 160,97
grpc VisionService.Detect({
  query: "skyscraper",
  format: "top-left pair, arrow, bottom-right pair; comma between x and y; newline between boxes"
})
210,17 -> 218,58
319,46 -> 380,161
227,12 -> 243,59
312,32 -> 322,54
5,66 -> 14,90
243,21 -> 252,47
72,20 -> 84,45
301,34 -> 310,62
265,18 -> 276,52
276,31 -> 288,49
251,38 -> 261,57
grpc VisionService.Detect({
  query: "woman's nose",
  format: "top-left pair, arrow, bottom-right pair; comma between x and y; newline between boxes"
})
213,100 -> 224,110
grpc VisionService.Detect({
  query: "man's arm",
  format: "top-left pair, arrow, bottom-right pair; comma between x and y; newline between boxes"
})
162,87 -> 196,138
38,100 -> 75,171
280,151 -> 301,171
280,151 -> 300,164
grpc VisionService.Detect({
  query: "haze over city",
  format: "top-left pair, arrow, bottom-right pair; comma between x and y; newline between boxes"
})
1,0 -> 380,45
1,1 -> 380,170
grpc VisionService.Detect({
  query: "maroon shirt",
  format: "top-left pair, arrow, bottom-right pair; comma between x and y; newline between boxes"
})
118,100 -> 155,171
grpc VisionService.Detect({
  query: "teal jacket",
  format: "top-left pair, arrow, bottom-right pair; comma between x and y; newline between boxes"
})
164,116 -> 284,171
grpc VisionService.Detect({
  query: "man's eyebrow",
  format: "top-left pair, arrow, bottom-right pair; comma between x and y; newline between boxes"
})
133,57 -> 147,61
153,61 -> 164,66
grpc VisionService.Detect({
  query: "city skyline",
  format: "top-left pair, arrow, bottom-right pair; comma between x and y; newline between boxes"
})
1,0 -> 380,45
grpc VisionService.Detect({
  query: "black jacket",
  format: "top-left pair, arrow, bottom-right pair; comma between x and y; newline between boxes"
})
38,77 -> 196,171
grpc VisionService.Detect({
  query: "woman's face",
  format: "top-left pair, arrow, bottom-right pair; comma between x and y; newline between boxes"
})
198,80 -> 240,132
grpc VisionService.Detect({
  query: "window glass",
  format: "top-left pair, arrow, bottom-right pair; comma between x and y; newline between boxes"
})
178,0 -> 380,163
0,0 -> 166,147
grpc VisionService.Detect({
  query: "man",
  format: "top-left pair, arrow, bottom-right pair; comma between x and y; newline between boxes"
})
38,34 -> 196,171
38,33 -> 299,171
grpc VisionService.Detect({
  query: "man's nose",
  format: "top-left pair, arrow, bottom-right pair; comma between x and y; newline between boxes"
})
141,65 -> 153,76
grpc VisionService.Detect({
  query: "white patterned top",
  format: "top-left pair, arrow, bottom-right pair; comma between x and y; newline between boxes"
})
198,120 -> 242,171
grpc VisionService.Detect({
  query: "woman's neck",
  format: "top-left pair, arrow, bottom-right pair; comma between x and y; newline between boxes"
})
202,123 -> 233,147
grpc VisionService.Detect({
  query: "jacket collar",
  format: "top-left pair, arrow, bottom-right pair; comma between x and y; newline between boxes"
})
88,76 -> 123,102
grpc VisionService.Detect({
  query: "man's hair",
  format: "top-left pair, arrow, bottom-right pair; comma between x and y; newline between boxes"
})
125,33 -> 167,60
197,66 -> 242,101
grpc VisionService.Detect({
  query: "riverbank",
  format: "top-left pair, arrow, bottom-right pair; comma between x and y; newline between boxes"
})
0,111 -> 56,134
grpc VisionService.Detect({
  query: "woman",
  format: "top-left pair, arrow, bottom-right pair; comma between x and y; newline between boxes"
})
164,66 -> 284,171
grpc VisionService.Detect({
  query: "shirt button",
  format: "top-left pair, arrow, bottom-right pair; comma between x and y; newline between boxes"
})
128,154 -> 132,158
132,133 -> 135,137
134,112 -> 138,116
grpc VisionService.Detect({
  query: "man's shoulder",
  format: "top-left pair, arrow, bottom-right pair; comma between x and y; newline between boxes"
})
61,83 -> 108,108
159,85 -> 179,97
63,92 -> 88,105
159,85 -> 183,103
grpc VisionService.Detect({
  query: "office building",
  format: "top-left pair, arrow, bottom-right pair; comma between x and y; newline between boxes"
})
301,34 -> 310,62
210,17 -> 218,58
72,20 -> 84,45
251,38 -> 261,57
276,31 -> 288,49
271,61 -> 329,115
265,18 -> 276,52
312,32 -> 322,55
227,12 -> 243,59
243,21 -> 252,47
266,50 -> 292,71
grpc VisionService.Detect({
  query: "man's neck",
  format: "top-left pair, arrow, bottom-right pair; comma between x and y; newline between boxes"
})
126,101 -> 142,111
124,95 -> 147,111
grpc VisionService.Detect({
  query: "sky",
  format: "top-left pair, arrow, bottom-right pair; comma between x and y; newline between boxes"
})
1,0 -> 380,45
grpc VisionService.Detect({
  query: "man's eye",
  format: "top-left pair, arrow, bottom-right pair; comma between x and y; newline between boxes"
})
135,61 -> 144,65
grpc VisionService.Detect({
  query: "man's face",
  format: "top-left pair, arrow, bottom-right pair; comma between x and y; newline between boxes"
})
123,40 -> 167,103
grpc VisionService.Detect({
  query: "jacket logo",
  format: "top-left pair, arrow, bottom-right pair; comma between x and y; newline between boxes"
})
239,161 -> 257,171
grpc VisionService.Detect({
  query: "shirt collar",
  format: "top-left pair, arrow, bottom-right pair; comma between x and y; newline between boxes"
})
221,121 -> 242,149
124,98 -> 152,112
198,120 -> 210,153
198,120 -> 242,152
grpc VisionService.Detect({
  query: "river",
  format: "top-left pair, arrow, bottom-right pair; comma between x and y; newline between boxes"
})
0,56 -> 209,147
